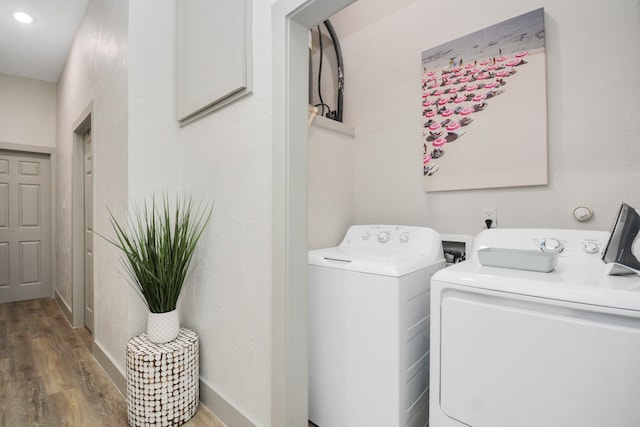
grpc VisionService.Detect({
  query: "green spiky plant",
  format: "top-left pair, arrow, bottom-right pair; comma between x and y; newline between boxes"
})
107,194 -> 212,313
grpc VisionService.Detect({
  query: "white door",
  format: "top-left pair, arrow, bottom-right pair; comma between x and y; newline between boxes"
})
0,150 -> 51,303
84,130 -> 94,332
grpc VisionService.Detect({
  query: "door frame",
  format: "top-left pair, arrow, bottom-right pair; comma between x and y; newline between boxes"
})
270,0 -> 355,425
71,104 -> 92,328
0,141 -> 56,304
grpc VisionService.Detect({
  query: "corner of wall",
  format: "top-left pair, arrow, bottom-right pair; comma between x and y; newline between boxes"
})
54,289 -> 73,325
92,341 -> 127,397
199,380 -> 257,427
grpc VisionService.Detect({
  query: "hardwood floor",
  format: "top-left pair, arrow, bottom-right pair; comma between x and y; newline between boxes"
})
0,298 -> 223,426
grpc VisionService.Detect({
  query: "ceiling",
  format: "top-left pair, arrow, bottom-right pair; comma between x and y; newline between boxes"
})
0,0 -> 90,83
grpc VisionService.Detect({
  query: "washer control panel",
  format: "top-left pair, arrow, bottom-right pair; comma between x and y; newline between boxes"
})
352,226 -> 411,245
378,231 -> 391,243
341,225 -> 441,254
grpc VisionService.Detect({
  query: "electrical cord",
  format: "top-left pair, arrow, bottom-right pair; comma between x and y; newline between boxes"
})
312,21 -> 344,122
316,25 -> 326,116
485,219 -> 493,229
323,20 -> 343,122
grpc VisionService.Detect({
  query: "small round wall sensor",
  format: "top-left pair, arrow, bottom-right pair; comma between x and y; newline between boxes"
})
573,206 -> 593,222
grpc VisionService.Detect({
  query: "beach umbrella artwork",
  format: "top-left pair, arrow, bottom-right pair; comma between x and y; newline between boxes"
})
433,138 -> 446,148
424,163 -> 439,176
459,117 -> 474,126
426,130 -> 442,141
420,7 -> 547,192
485,90 -> 504,99
446,122 -> 461,132
431,138 -> 447,159
445,131 -> 465,143
421,43 -> 534,179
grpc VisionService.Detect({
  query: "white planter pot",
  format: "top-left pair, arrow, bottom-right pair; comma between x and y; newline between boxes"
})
147,309 -> 180,344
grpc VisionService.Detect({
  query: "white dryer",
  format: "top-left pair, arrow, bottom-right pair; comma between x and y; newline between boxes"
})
429,228 -> 640,427
309,225 -> 445,427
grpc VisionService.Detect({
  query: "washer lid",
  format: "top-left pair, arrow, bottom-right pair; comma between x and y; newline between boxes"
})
309,247 -> 443,277
309,225 -> 445,277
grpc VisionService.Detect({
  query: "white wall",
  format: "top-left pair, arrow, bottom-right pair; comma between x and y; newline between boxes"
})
0,73 -> 56,147
308,117 -> 356,249
53,0 -> 272,422
127,0 -> 184,338
328,0 -> 640,235
56,0 -> 129,372
128,1 -> 272,424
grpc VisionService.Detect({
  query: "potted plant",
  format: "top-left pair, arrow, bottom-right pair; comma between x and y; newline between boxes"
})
107,194 -> 212,343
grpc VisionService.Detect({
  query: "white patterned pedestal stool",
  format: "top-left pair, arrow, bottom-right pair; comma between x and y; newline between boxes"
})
126,328 -> 199,426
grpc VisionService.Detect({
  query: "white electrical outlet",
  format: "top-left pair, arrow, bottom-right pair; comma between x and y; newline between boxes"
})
482,207 -> 497,228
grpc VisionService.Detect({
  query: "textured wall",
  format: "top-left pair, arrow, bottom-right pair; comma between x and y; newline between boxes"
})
128,1 -> 272,424
329,0 -> 640,235
308,118 -> 356,249
0,73 -> 56,148
55,0 -> 129,371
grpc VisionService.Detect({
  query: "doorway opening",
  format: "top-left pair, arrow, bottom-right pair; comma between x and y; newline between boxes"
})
271,0 -> 355,425
72,108 -> 93,332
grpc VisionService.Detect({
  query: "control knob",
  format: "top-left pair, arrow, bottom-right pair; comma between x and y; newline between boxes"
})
583,241 -> 599,254
378,232 -> 390,243
540,238 -> 564,253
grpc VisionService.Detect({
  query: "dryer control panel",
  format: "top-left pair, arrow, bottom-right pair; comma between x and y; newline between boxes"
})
471,228 -> 610,270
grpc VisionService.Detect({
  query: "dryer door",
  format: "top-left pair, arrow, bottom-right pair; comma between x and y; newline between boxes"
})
439,287 -> 640,427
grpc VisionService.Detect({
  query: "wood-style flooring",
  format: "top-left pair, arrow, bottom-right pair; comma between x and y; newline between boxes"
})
0,298 -> 223,426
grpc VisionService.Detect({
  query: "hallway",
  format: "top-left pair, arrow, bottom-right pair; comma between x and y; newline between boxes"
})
0,298 -> 221,426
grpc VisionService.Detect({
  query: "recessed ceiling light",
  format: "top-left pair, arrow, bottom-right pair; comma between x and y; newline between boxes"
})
14,11 -> 34,24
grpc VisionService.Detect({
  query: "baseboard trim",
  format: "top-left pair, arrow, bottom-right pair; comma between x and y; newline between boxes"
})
54,290 -> 73,326
92,342 -> 127,398
200,379 -> 256,427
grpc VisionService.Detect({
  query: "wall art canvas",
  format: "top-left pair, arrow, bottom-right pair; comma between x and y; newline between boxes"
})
421,8 -> 547,192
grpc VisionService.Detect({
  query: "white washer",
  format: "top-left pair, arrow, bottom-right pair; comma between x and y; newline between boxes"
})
309,225 -> 445,427
430,228 -> 640,427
